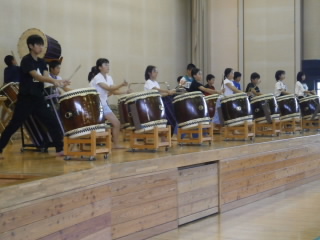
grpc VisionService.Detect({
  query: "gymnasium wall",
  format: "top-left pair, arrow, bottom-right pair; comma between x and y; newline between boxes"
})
0,0 -> 191,104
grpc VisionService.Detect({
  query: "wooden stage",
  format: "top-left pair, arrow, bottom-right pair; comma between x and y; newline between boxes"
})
0,131 -> 320,240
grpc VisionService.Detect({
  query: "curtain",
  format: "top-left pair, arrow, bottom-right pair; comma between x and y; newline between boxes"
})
192,0 -> 210,81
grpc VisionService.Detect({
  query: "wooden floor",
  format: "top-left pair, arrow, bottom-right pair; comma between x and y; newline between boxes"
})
149,179 -> 320,240
0,131 -> 318,187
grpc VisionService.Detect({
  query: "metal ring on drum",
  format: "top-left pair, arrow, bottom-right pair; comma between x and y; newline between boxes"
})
276,94 -> 301,121
59,88 -> 106,138
298,95 -> 320,120
221,93 -> 253,126
251,93 -> 280,123
125,90 -> 167,133
173,91 -> 210,129
17,28 -> 62,62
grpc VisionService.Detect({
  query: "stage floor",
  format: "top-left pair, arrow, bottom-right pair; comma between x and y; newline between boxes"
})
0,130 -> 319,188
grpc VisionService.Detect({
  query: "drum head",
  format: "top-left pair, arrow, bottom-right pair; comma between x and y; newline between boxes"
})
17,28 -> 49,59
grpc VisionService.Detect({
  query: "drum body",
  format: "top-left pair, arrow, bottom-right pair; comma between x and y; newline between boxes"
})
221,93 -> 253,126
204,94 -> 219,119
251,93 -> 280,123
276,94 -> 300,121
118,94 -> 134,129
299,95 -> 320,120
173,91 -> 210,129
59,88 -> 105,138
0,82 -> 19,108
18,28 -> 61,61
125,90 -> 167,133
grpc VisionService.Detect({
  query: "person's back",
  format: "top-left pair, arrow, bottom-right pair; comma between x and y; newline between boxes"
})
3,55 -> 21,84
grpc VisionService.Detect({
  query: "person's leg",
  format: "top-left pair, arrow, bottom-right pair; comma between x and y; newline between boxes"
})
105,112 -> 123,148
33,99 -> 64,154
0,97 -> 33,158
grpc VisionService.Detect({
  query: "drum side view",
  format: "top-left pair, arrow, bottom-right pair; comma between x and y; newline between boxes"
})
18,28 -> 62,61
277,95 -> 301,121
299,95 -> 320,120
118,95 -> 132,129
0,82 -> 19,109
204,94 -> 219,119
59,88 -> 106,138
221,93 -> 253,126
126,90 -> 167,133
173,92 -> 210,129
251,94 -> 280,123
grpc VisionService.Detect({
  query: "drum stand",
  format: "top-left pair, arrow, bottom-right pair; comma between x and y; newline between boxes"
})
0,96 -> 15,144
280,118 -> 302,133
63,130 -> 111,161
122,128 -> 133,141
255,119 -> 281,136
177,123 -> 213,145
301,119 -> 320,130
223,121 -> 255,141
130,126 -> 171,152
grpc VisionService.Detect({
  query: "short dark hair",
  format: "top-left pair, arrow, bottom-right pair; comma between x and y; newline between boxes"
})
206,74 -> 215,82
250,72 -> 260,81
191,68 -> 201,78
27,35 -> 44,51
233,72 -> 242,80
275,70 -> 285,81
4,55 -> 14,66
177,76 -> 183,83
49,60 -> 61,70
224,68 -> 233,79
96,58 -> 109,69
296,71 -> 305,82
144,65 -> 156,80
187,63 -> 196,71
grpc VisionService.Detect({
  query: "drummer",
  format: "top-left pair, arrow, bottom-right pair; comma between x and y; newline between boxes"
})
3,55 -> 21,84
45,60 -> 72,94
0,34 -> 70,159
204,74 -> 217,96
90,58 -> 129,149
213,68 -> 243,125
189,68 -> 221,95
245,72 -> 262,100
274,70 -> 291,97
179,63 -> 196,90
144,65 -> 176,95
295,71 -> 315,99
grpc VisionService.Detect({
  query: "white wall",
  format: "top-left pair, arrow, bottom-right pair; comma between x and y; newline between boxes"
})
0,0 -> 191,104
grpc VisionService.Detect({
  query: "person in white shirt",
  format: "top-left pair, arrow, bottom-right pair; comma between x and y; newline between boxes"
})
295,71 -> 315,99
274,70 -> 291,97
222,68 -> 243,97
45,61 -> 72,94
144,65 -> 176,95
213,68 -> 243,125
90,58 -> 129,149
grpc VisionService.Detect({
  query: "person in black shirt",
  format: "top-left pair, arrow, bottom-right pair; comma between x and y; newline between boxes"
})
0,35 -> 70,159
3,55 -> 21,84
189,68 -> 221,95
245,72 -> 262,100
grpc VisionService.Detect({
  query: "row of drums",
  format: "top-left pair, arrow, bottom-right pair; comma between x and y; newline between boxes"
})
118,90 -> 320,131
1,81 -> 320,147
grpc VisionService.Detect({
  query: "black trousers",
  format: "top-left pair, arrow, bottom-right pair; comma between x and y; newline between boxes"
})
0,95 -> 63,153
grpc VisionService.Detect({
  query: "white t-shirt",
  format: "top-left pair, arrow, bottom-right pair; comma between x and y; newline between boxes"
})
144,79 -> 160,91
295,81 -> 308,97
222,79 -> 234,97
274,81 -> 286,97
90,72 -> 113,107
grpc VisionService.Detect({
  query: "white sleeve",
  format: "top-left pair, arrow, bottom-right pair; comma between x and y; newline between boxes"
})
144,80 -> 157,90
94,74 -> 105,85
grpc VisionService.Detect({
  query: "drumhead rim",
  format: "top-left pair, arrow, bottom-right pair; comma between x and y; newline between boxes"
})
17,28 -> 48,59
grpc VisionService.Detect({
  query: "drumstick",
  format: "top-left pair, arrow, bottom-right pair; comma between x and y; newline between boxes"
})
67,64 -> 81,80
